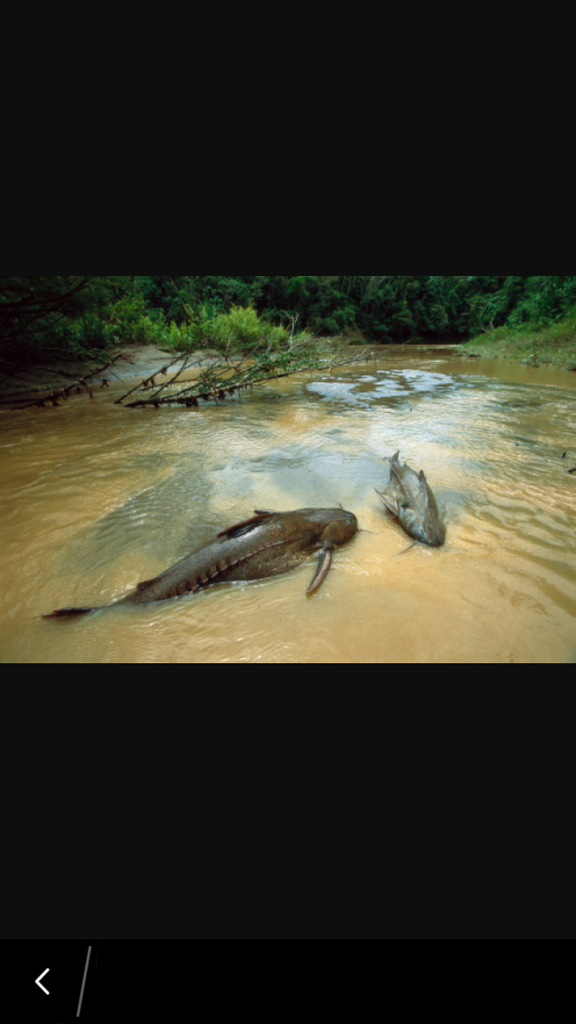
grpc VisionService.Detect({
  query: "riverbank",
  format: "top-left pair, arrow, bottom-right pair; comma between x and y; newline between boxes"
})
458,316 -> 576,371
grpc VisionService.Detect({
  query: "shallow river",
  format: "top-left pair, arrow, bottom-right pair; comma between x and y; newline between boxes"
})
1,347 -> 575,663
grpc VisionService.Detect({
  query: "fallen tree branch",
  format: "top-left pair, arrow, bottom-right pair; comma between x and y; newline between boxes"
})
117,346 -> 371,409
113,353 -> 187,405
10,352 -> 125,410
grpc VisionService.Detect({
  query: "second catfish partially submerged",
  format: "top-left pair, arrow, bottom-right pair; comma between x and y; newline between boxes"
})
375,451 -> 446,547
44,507 -> 358,618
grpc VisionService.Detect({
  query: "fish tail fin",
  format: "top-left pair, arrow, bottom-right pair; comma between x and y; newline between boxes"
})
42,606 -> 97,619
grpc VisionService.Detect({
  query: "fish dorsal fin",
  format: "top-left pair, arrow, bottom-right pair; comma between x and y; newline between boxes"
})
389,452 -> 402,476
137,578 -> 157,591
389,452 -> 411,498
418,469 -> 430,506
216,511 -> 274,539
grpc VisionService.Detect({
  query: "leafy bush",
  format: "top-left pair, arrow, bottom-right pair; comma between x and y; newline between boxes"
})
211,304 -> 289,352
156,304 -> 290,355
214,304 -> 264,349
157,319 -> 202,352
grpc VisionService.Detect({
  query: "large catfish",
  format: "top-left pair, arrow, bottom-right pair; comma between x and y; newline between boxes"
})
374,451 -> 446,547
43,507 -> 358,618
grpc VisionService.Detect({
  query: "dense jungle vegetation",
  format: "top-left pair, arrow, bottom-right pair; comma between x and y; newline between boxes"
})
1,276 -> 576,368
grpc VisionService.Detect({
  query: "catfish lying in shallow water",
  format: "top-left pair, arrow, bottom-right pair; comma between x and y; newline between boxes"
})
43,507 -> 358,618
375,451 -> 446,547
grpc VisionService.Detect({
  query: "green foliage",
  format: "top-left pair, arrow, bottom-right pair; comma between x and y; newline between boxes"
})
3,276 -> 576,366
212,304 -> 289,352
212,304 -> 266,350
0,276 -> 95,356
462,305 -> 576,369
154,303 -> 290,356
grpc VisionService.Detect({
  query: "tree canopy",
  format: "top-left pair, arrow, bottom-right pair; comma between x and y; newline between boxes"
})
2,275 -> 576,361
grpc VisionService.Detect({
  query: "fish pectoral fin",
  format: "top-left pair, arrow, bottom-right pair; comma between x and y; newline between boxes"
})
217,511 -> 274,539
307,544 -> 334,595
374,487 -> 399,517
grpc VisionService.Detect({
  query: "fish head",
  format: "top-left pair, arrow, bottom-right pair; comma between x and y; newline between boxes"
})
397,471 -> 446,547
303,507 -> 359,547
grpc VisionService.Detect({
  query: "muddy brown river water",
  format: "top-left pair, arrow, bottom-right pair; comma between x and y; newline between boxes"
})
1,347 -> 575,663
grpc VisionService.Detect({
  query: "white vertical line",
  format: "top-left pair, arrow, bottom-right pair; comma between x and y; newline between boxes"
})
76,945 -> 92,1018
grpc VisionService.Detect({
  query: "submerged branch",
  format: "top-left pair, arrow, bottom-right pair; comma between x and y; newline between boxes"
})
116,344 -> 368,410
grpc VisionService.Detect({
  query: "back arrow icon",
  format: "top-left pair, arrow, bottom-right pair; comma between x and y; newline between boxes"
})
35,968 -> 50,995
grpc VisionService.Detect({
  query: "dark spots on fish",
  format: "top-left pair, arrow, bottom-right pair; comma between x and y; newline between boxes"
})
46,508 -> 359,615
170,580 -> 200,597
